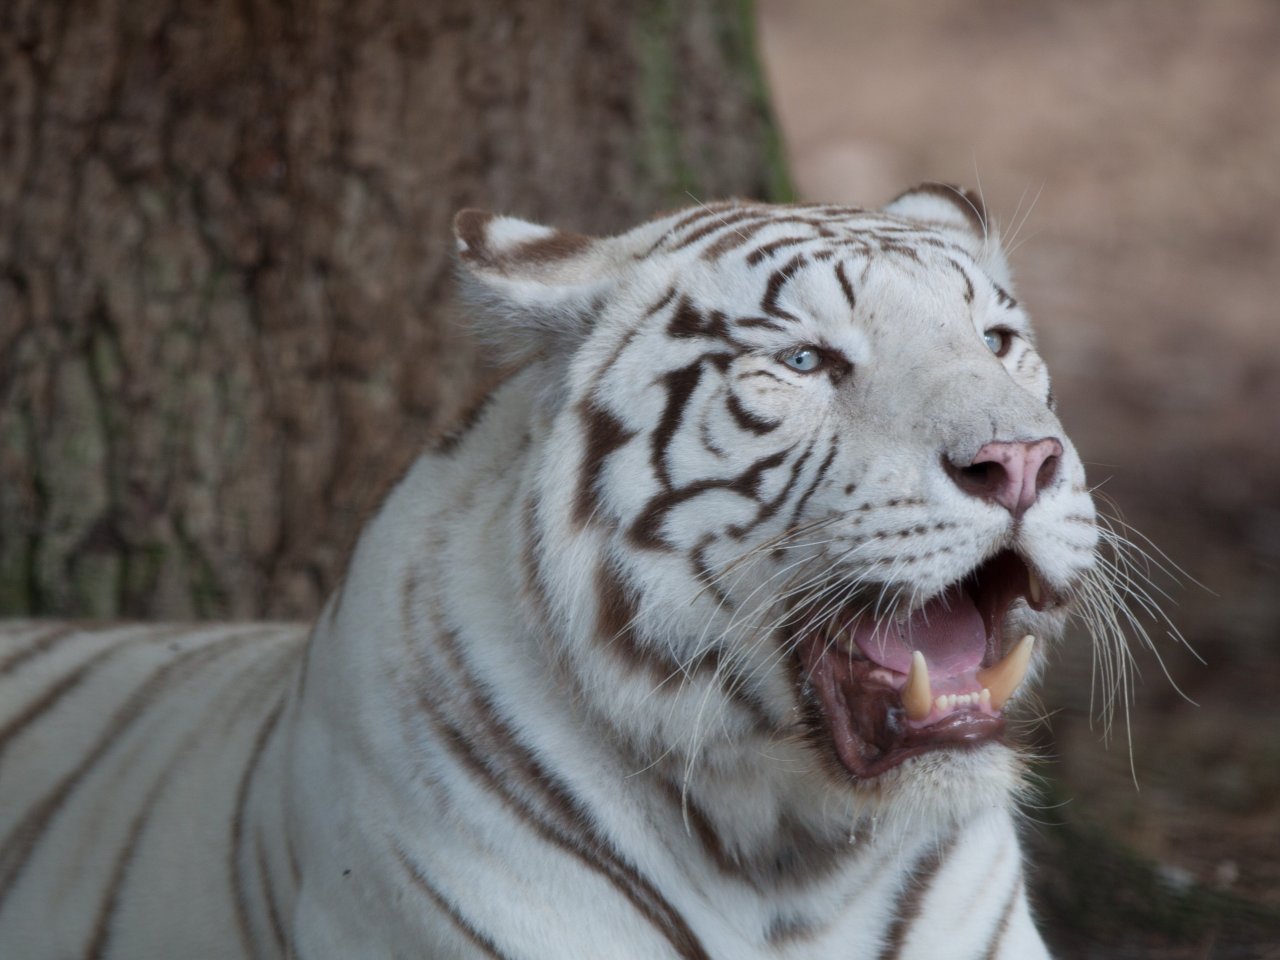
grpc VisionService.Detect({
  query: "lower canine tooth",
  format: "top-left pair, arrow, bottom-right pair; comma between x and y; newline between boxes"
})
976,635 -> 1036,711
1028,571 -> 1043,605
902,651 -> 932,721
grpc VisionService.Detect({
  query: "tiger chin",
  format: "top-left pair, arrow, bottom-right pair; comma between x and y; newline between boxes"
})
0,186 -> 1100,959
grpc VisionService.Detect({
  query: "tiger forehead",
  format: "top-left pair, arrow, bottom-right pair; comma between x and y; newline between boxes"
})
642,202 -> 972,266
635,241 -> 987,340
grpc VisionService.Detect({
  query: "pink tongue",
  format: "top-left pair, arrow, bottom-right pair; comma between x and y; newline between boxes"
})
851,583 -> 986,678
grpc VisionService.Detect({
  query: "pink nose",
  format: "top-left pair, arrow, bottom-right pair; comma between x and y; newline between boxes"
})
948,438 -> 1063,516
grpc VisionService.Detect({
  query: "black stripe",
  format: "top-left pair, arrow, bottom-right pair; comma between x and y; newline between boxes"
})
0,641 -> 134,762
658,776 -> 861,890
84,783 -> 166,959
644,286 -> 678,317
834,260 -> 857,313
519,497 -> 559,640
284,824 -> 302,888
745,235 -> 814,266
765,913 -> 815,945
711,661 -> 781,735
876,238 -> 922,262
877,832 -> 958,959
993,284 -> 1017,308
591,552 -> 766,725
407,608 -> 711,960
761,254 -> 809,323
656,777 -> 742,881
230,695 -> 289,958
947,258 -> 975,304
295,621 -> 321,701
572,290 -> 672,460
670,208 -> 765,252
83,751 -> 185,959
787,441 -> 838,531
726,443 -> 814,540
0,623 -> 78,675
393,845 -> 515,960
666,297 -> 736,344
699,216 -> 776,260
725,391 -> 780,435
809,204 -> 867,217
983,868 -> 1022,959
81,645 -> 289,960
256,826 -> 290,955
0,631 -> 263,909
697,412 -> 729,459
736,369 -> 786,384
594,557 -> 680,680
733,316 -> 786,332
689,535 -> 732,609
630,448 -> 790,550
410,670 -> 712,960
654,204 -> 747,246
650,358 -> 725,490
84,641 -> 298,959
574,400 -> 636,527
701,214 -> 837,262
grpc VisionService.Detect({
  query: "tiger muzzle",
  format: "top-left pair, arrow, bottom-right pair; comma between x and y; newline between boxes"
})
794,549 -> 1054,778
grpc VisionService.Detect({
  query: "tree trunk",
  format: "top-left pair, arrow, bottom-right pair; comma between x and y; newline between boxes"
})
0,0 -> 789,619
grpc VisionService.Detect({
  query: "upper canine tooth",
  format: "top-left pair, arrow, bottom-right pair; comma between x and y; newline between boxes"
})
1028,571 -> 1043,605
902,651 -> 933,721
975,635 -> 1035,711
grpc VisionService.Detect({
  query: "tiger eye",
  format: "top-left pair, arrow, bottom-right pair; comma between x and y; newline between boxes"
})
782,348 -> 823,373
983,329 -> 1012,357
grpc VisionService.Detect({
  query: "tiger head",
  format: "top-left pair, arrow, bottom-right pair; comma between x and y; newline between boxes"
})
454,187 -> 1099,823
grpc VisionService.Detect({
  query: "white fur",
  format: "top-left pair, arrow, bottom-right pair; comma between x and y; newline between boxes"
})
0,192 -> 1093,958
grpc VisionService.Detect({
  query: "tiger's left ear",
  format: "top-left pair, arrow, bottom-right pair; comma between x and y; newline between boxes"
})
454,210 -> 617,363
882,184 -> 1012,287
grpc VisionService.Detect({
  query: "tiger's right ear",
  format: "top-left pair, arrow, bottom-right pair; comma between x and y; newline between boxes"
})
454,210 -> 617,363
882,183 -> 1012,287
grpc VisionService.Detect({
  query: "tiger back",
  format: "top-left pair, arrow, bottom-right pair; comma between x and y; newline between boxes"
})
0,186 -> 1103,958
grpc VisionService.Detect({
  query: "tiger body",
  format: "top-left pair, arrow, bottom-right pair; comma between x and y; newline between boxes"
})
0,189 -> 1100,958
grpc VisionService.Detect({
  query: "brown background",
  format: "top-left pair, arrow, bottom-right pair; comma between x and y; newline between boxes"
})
0,0 -> 785,619
759,0 -> 1279,954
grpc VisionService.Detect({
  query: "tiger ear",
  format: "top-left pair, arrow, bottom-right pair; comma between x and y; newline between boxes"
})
882,183 -> 1012,287
454,210 -> 616,363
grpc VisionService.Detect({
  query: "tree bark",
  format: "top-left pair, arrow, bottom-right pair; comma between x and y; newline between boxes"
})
0,0 -> 789,619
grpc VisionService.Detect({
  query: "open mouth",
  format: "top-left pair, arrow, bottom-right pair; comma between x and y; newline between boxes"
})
795,550 -> 1053,779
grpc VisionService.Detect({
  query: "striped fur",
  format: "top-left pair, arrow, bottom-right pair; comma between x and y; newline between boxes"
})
0,187 -> 1096,958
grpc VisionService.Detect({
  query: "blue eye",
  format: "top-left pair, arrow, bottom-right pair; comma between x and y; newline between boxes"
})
782,347 -> 823,373
984,329 -> 1012,356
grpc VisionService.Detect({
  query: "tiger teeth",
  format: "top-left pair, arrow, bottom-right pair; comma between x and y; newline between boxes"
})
931,692 -> 985,712
902,651 -> 932,721
903,640 -> 1034,720
975,635 -> 1035,711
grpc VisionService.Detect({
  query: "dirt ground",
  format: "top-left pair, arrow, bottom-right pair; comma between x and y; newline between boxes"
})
758,1 -> 1280,955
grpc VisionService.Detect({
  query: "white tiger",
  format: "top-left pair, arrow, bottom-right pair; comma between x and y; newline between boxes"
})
0,185 -> 1106,959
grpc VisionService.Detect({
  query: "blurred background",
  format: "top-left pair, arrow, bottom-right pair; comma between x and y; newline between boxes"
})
1,0 -> 1277,955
